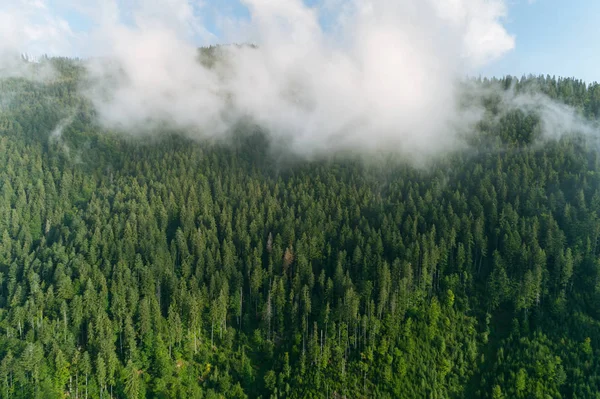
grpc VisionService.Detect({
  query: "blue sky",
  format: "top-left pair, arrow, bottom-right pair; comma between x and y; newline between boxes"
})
38,0 -> 600,84
201,0 -> 600,83
481,0 -> 600,83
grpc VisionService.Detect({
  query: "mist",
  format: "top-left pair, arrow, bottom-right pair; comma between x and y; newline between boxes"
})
501,89 -> 597,140
0,0 -> 595,159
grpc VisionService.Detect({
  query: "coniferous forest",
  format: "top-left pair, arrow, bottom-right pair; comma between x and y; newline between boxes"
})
2,58 -> 600,398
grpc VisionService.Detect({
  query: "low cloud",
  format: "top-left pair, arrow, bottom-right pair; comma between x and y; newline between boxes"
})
80,0 -> 516,159
2,0 -> 593,160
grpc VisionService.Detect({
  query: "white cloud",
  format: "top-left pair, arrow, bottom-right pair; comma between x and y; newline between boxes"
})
0,0 -> 75,56
0,0 -> 524,159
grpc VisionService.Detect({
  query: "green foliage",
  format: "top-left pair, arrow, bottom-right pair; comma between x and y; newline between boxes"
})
1,60 -> 600,397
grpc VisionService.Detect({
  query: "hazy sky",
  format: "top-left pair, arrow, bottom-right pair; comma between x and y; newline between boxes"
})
3,0 -> 598,83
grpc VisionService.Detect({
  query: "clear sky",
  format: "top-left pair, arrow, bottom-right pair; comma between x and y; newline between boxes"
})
481,0 -> 600,83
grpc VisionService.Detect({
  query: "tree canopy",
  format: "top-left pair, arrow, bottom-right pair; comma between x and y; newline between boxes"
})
0,58 -> 600,398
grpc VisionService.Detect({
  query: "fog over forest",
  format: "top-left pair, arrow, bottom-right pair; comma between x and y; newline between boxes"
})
1,1 -> 600,399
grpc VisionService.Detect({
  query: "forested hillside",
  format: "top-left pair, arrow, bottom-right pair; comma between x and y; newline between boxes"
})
1,58 -> 600,398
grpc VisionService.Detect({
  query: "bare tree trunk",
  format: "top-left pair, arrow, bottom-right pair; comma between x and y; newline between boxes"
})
320,329 -> 323,355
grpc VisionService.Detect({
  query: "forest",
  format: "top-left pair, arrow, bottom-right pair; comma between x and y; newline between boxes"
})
1,56 -> 600,398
